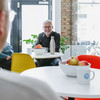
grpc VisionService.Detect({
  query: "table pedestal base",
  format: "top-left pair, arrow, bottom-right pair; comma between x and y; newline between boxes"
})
68,97 -> 75,100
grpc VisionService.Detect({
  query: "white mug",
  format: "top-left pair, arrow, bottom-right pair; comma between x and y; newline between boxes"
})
77,67 -> 95,85
27,48 -> 32,55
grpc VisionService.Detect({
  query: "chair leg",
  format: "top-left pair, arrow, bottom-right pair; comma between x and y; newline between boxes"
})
68,97 -> 75,100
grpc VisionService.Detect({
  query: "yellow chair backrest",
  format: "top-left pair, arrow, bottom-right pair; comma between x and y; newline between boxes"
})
11,53 -> 36,73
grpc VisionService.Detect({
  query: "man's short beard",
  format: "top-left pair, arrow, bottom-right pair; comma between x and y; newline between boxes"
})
45,31 -> 52,37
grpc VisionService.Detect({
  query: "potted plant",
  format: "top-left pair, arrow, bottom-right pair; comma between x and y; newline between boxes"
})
23,34 -> 38,48
60,37 -> 69,54
23,34 -> 69,54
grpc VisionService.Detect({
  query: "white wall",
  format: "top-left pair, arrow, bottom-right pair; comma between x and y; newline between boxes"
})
52,0 -> 61,34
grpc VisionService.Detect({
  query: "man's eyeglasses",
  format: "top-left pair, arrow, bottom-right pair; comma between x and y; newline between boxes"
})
44,26 -> 52,28
9,10 -> 17,22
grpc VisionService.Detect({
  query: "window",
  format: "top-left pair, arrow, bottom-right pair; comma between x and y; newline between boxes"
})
77,0 -> 100,56
22,5 -> 48,52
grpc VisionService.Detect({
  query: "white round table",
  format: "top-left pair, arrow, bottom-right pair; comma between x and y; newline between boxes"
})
21,67 -> 100,99
31,52 -> 63,59
31,52 -> 63,67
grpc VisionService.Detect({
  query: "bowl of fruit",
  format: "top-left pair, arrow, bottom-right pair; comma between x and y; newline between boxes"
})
59,57 -> 91,77
33,44 -> 47,55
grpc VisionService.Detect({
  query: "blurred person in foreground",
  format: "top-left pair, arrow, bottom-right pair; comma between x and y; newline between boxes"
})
0,0 -> 61,100
35,20 -> 61,66
0,42 -> 14,70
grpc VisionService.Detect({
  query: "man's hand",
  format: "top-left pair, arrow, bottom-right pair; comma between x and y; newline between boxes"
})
6,56 -> 12,60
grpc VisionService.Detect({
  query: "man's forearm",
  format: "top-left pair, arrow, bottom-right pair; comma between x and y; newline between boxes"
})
0,53 -> 8,60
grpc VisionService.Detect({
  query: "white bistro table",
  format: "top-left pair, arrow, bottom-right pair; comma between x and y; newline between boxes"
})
31,52 -> 63,66
31,52 -> 63,59
21,66 -> 100,100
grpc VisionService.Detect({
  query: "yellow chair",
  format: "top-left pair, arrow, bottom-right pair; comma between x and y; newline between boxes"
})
11,53 -> 36,73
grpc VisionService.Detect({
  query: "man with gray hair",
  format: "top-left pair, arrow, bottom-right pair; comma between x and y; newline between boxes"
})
0,0 -> 61,100
35,20 -> 61,66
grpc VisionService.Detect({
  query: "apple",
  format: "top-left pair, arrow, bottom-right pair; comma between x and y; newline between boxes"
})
78,61 -> 89,66
67,57 -> 79,65
35,44 -> 42,49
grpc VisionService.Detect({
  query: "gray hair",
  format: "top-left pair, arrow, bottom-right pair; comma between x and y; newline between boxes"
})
43,20 -> 52,26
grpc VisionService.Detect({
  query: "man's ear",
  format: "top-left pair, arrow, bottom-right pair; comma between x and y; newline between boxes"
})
0,11 -> 5,35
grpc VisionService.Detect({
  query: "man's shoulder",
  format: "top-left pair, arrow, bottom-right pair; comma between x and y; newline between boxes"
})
0,70 -> 60,100
3,43 -> 13,49
0,70 -> 48,91
52,31 -> 60,34
52,31 -> 60,37
38,32 -> 45,37
39,32 -> 44,35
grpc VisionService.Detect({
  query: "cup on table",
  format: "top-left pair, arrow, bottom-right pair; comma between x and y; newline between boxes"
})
77,67 -> 95,85
27,48 -> 32,55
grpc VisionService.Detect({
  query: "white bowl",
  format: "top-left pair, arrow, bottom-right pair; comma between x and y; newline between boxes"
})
59,61 -> 91,77
33,47 -> 47,55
